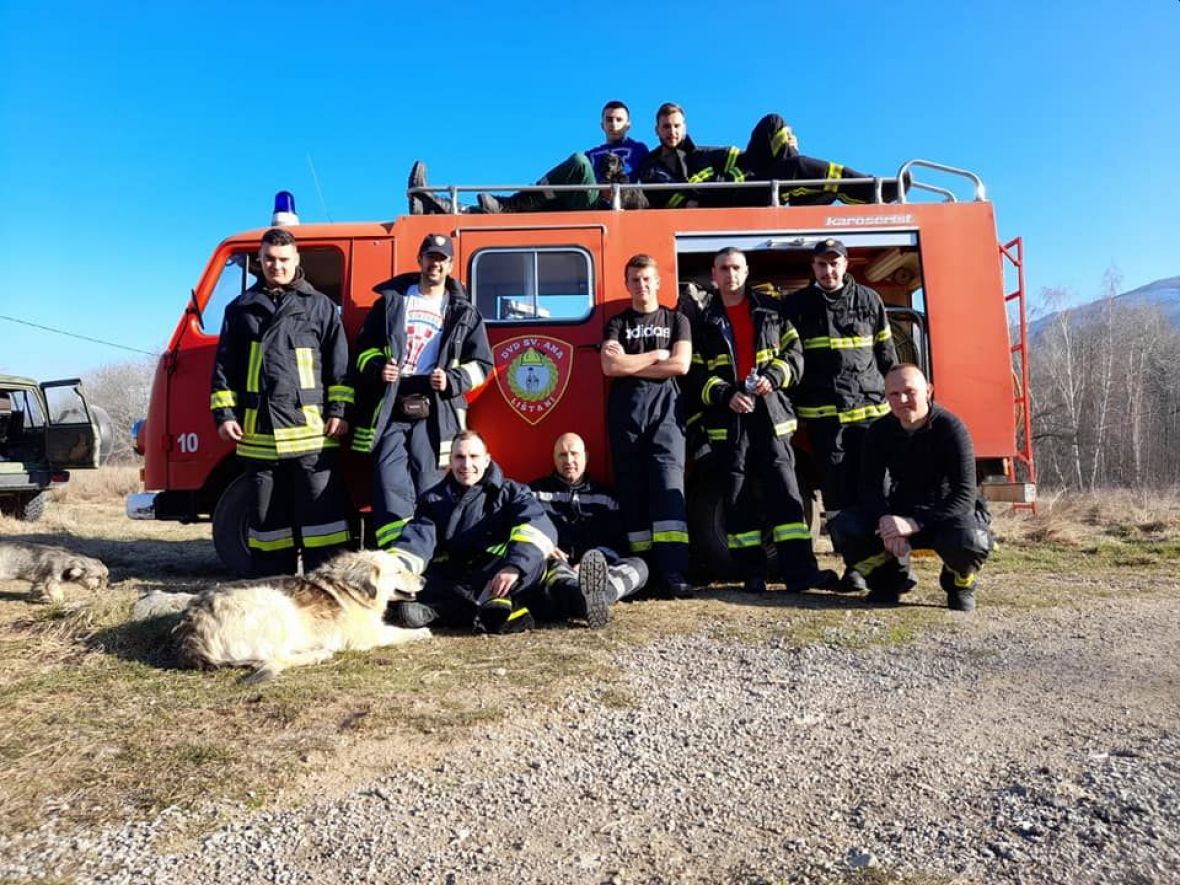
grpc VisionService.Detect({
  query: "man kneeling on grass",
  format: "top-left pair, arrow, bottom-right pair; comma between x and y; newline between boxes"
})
828,364 -> 993,611
386,430 -> 608,634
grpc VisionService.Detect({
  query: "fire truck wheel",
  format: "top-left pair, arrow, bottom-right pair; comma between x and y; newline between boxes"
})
212,475 -> 254,577
0,491 -> 47,522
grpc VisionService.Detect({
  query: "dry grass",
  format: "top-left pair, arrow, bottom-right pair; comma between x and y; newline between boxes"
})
1,473 -> 1179,837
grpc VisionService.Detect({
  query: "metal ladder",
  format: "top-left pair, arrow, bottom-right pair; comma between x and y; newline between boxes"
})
1001,236 -> 1038,513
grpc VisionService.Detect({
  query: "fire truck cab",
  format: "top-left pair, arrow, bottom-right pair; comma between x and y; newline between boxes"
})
128,161 -> 1035,575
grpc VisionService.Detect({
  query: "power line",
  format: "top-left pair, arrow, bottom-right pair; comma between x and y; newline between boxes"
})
0,313 -> 157,356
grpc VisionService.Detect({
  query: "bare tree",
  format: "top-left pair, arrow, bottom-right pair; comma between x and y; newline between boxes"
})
84,357 -> 156,463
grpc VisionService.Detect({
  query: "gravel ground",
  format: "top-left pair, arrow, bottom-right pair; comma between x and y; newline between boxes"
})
3,592 -> 1178,884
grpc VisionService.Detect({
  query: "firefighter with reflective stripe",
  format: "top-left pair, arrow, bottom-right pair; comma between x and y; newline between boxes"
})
527,433 -> 649,627
687,247 -> 838,594
636,102 -> 743,210
786,239 -> 898,591
351,234 -> 492,551
602,254 -> 693,598
210,227 -> 353,575
386,431 -> 557,634
828,365 -> 992,612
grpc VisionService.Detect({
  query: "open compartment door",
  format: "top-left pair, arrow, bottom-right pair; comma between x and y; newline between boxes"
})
41,379 -> 99,468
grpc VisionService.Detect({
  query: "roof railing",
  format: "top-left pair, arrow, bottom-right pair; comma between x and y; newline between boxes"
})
407,160 -> 987,212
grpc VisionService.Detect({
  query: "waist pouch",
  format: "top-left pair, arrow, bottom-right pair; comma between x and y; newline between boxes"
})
395,393 -> 431,420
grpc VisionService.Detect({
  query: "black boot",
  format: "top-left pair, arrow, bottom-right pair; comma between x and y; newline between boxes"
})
479,189 -> 551,214
407,161 -> 453,215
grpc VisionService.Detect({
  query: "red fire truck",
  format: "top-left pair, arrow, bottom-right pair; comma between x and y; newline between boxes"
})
128,161 -> 1036,575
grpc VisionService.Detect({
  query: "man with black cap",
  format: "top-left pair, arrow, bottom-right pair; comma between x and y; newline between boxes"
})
786,238 -> 898,591
351,233 -> 492,551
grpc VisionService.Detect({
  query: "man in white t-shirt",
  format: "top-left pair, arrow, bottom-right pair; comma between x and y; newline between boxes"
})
352,234 -> 492,549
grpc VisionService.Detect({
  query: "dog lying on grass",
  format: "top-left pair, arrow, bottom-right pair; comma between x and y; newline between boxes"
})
0,541 -> 109,603
164,550 -> 430,683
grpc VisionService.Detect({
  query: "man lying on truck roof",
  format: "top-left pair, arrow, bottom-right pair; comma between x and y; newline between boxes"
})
636,103 -> 906,208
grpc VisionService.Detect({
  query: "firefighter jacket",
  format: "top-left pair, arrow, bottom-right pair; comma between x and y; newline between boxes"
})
528,472 -> 627,563
391,462 -> 557,588
210,275 -> 352,461
686,285 -> 805,445
785,274 -> 898,423
637,136 -> 746,209
350,273 -> 492,462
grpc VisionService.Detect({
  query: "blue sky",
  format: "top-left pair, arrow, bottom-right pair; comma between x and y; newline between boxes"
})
1,0 -> 1177,380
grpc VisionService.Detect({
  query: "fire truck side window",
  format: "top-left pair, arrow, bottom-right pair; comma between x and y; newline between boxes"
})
199,247 -> 344,335
470,248 -> 593,323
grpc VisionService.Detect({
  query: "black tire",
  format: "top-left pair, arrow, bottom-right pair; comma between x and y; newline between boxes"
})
0,491 -> 48,522
212,474 -> 253,577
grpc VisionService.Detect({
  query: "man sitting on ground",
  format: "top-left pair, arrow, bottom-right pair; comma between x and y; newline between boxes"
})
527,432 -> 649,627
387,430 -> 569,634
828,364 -> 993,611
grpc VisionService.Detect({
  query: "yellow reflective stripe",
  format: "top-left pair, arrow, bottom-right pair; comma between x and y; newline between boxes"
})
706,353 -> 732,370
210,390 -> 237,409
508,523 -> 554,557
690,353 -> 704,365
687,166 -> 714,184
754,348 -> 775,365
666,193 -> 686,209
357,347 -> 384,372
304,530 -> 349,548
702,376 -> 726,405
772,420 -> 797,437
837,403 -> 890,424
804,336 -> 874,350
327,384 -> 355,404
245,341 -> 263,394
376,519 -> 410,547
769,359 -> 792,383
506,606 -> 531,623
770,124 -> 792,158
824,162 -> 844,192
457,360 -> 486,388
874,327 -> 893,343
780,327 -> 799,347
295,347 -> 316,389
772,522 -> 811,542
797,405 -> 838,419
243,406 -> 258,436
723,147 -> 744,182
952,570 -> 978,588
653,530 -> 689,544
855,551 -> 892,575
627,530 -> 652,553
706,428 -> 728,441
686,411 -> 702,427
248,527 -> 295,551
393,549 -> 426,575
727,531 -> 762,549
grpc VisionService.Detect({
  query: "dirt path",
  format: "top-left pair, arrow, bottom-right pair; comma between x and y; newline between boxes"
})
4,581 -> 1177,884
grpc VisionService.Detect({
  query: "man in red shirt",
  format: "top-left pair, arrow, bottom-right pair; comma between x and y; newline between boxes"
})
686,247 -> 837,593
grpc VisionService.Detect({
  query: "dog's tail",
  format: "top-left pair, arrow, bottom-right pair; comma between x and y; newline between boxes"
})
132,590 -> 196,621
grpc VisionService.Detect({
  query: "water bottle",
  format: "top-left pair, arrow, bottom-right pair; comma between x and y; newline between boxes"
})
744,368 -> 759,394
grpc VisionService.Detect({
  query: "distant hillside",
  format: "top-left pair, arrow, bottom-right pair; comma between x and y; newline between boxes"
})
1031,276 -> 1180,335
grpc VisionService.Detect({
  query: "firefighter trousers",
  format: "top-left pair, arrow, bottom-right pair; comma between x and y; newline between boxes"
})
805,417 -> 873,521
828,505 -> 994,594
244,450 -> 350,576
719,405 -> 819,585
416,568 -> 538,634
608,384 -> 690,581
371,416 -> 442,549
527,550 -> 649,621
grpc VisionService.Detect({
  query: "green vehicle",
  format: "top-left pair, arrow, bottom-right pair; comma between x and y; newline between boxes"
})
0,375 -> 108,521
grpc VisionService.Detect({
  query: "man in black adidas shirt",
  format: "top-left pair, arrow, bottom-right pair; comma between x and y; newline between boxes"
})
601,254 -> 692,597
828,364 -> 993,611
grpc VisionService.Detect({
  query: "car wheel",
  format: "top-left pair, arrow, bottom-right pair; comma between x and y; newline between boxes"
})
1,491 -> 48,522
211,475 -> 253,577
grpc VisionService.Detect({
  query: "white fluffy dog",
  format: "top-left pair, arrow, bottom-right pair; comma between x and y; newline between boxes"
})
170,550 -> 429,682
0,541 -> 109,603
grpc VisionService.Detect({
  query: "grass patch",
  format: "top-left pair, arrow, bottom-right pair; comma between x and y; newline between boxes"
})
2,483 -> 1179,837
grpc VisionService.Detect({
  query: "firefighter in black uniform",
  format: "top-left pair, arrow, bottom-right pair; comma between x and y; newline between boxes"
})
829,365 -> 993,611
786,239 -> 898,592
637,105 -> 904,209
601,254 -> 693,597
528,432 -> 649,627
351,234 -> 492,550
687,247 -> 838,594
386,430 -> 559,634
210,227 -> 353,575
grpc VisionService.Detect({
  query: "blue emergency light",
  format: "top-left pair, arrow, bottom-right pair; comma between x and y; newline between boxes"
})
271,191 -> 299,226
